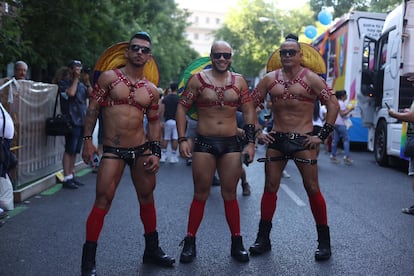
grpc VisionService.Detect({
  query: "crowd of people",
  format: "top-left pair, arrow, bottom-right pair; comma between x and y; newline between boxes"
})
2,30 -> 412,275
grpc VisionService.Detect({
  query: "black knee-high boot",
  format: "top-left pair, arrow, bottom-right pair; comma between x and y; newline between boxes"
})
179,236 -> 196,263
143,231 -> 175,267
249,220 -> 272,255
315,224 -> 331,261
81,242 -> 97,276
231,235 -> 249,262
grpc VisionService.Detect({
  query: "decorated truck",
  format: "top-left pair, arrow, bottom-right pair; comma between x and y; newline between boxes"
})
312,11 -> 386,143
359,0 -> 414,165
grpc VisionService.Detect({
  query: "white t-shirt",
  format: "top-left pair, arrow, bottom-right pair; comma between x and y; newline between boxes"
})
0,103 -> 15,139
334,100 -> 348,126
313,104 -> 327,127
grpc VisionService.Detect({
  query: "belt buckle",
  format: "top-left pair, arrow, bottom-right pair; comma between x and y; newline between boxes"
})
288,133 -> 296,140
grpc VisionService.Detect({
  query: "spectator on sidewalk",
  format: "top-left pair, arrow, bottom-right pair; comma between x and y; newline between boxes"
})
312,99 -> 327,157
388,99 -> 414,215
159,82 -> 179,163
330,90 -> 354,165
55,60 -> 89,189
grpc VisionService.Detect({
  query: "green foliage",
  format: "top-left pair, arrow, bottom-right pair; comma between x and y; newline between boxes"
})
215,0 -> 315,79
309,0 -> 402,19
369,0 -> 401,12
0,0 -> 198,87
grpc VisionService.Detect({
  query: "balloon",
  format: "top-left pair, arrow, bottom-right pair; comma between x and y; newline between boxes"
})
318,9 -> 333,25
304,25 -> 317,39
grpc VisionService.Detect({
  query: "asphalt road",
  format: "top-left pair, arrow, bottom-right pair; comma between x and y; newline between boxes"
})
1,144 -> 414,275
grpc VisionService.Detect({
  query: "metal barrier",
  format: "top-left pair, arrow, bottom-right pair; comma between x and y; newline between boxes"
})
1,80 -> 68,189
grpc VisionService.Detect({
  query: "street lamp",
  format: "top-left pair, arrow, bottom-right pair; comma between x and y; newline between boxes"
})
258,16 -> 284,41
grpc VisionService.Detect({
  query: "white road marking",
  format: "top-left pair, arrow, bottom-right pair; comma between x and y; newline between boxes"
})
280,184 -> 306,206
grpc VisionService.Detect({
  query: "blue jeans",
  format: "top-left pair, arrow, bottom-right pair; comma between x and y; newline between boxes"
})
64,125 -> 84,154
332,124 -> 350,157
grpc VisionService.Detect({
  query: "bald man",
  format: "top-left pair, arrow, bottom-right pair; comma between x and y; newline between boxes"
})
176,40 -> 257,263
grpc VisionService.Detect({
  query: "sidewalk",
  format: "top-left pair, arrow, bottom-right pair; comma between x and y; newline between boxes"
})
12,161 -> 88,203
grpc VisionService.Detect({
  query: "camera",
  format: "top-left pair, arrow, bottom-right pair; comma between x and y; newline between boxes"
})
81,67 -> 91,74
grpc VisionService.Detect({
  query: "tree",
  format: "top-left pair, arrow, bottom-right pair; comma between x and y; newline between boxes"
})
309,0 -> 402,19
215,0 -> 315,80
1,0 -> 198,87
310,0 -> 369,19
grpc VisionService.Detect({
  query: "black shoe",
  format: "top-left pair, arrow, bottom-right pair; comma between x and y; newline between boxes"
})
231,236 -> 249,263
249,220 -> 272,255
180,236 -> 196,263
62,179 -> 78,189
315,225 -> 331,261
0,210 -> 8,220
73,179 -> 85,187
401,205 -> 414,215
249,236 -> 271,255
81,242 -> 97,276
143,232 -> 175,267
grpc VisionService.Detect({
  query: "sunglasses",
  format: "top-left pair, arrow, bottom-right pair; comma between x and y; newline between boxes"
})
279,49 -> 298,57
130,44 -> 151,54
212,52 -> 232,59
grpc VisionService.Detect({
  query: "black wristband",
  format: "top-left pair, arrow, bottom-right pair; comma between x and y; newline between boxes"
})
149,141 -> 161,158
317,122 -> 334,142
243,124 -> 256,144
178,137 -> 188,144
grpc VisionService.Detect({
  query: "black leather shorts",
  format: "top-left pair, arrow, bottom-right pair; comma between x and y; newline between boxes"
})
267,132 -> 311,155
194,134 -> 242,158
102,144 -> 149,166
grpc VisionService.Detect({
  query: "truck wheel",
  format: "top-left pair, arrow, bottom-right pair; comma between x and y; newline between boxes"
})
374,120 -> 389,166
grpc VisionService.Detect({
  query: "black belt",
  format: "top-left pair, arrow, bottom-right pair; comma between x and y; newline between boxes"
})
272,132 -> 311,140
257,156 -> 317,165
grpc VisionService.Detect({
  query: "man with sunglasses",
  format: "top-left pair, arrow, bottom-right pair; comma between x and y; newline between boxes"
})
249,34 -> 339,261
81,32 -> 175,275
176,40 -> 257,263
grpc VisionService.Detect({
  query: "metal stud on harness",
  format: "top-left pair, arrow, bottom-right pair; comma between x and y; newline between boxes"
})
257,155 -> 317,165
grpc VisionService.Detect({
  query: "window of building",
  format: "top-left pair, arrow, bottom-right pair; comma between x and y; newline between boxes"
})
206,17 -> 210,24
194,33 -> 199,40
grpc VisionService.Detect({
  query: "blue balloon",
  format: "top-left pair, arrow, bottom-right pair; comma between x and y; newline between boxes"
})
318,10 -> 333,25
304,25 -> 317,39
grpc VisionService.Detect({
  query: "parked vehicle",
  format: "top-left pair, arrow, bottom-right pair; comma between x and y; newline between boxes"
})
360,0 -> 414,165
313,11 -> 386,143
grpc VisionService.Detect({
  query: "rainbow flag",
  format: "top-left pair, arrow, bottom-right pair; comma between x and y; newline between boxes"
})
401,122 -> 409,160
177,57 -> 212,120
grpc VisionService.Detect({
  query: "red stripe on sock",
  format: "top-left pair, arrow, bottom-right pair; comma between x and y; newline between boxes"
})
86,205 -> 108,242
261,191 -> 277,221
140,202 -> 157,234
224,199 -> 241,236
187,199 -> 206,237
309,191 -> 327,225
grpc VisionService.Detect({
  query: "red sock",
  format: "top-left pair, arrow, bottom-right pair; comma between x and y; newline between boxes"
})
86,205 -> 108,242
140,202 -> 157,234
187,199 -> 206,237
261,191 -> 277,221
309,191 -> 327,225
224,199 -> 241,236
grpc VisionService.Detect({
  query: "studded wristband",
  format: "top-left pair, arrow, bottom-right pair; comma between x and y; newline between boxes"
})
243,124 -> 256,144
317,122 -> 334,142
149,141 -> 161,158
